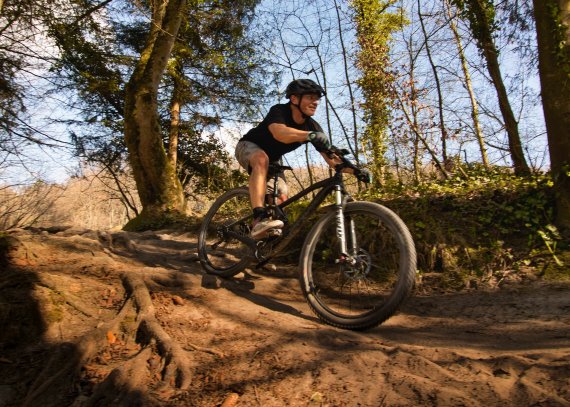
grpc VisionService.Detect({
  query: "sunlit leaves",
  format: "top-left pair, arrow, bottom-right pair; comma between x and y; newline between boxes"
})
351,0 -> 406,185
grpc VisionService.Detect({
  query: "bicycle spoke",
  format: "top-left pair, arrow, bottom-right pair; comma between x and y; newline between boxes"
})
198,188 -> 253,276
301,202 -> 415,329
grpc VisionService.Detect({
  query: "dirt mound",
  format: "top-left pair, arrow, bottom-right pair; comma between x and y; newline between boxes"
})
0,228 -> 569,406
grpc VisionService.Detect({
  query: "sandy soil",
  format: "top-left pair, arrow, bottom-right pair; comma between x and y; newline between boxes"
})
0,228 -> 569,406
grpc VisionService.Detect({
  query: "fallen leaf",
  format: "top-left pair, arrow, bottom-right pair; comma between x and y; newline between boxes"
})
106,330 -> 116,344
172,295 -> 185,305
220,392 -> 239,407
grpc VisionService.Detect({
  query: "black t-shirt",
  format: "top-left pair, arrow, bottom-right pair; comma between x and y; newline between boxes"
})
240,103 -> 324,162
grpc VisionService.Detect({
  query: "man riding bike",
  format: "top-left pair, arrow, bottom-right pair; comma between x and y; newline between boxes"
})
234,78 -> 362,239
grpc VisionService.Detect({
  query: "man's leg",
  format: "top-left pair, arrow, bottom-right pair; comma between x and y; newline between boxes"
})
248,150 -> 269,209
248,150 -> 284,239
264,172 -> 288,205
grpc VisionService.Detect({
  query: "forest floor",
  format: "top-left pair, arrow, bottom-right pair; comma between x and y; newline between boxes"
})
1,227 -> 569,407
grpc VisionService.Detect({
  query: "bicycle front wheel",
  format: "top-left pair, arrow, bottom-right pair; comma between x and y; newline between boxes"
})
198,187 -> 253,277
300,201 -> 416,330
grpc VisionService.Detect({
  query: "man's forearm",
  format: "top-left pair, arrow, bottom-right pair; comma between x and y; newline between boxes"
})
268,123 -> 309,144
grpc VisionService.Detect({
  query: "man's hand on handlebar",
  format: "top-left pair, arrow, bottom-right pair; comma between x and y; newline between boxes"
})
355,168 -> 371,184
322,147 -> 371,184
307,131 -> 332,150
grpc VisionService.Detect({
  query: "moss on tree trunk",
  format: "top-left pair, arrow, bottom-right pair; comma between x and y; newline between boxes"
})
122,0 -> 187,230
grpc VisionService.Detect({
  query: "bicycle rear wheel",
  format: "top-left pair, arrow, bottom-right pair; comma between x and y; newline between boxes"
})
300,201 -> 416,330
198,187 -> 253,277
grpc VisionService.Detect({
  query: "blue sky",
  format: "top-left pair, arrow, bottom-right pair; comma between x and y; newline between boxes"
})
1,0 -> 549,187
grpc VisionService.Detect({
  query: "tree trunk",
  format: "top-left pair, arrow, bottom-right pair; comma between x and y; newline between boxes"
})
445,0 -> 489,169
168,86 -> 181,167
533,0 -> 570,231
123,0 -> 187,229
468,0 -> 530,175
408,54 -> 422,183
482,41 -> 529,175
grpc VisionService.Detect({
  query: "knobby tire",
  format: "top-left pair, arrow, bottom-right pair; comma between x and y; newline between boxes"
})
300,201 -> 416,330
198,187 -> 252,277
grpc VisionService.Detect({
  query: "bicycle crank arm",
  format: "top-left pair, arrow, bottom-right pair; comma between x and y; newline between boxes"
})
225,230 -> 259,252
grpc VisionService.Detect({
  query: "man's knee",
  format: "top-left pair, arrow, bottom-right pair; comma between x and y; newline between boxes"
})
249,151 -> 269,171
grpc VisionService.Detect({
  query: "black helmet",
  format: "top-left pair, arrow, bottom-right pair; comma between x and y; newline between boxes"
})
285,79 -> 325,98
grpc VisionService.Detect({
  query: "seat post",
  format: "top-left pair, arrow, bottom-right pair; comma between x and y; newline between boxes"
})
266,162 -> 289,222
272,172 -> 280,201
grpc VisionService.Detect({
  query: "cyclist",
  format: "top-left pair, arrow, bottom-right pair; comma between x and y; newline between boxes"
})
235,78 -> 357,239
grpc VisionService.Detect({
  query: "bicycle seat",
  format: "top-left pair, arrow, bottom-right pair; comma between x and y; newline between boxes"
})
268,162 -> 293,176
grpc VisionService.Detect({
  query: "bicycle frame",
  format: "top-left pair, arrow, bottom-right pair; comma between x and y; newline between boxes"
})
224,170 -> 352,265
200,149 -> 416,330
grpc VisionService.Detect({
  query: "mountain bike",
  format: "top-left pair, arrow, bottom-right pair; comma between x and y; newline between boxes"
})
197,147 -> 416,330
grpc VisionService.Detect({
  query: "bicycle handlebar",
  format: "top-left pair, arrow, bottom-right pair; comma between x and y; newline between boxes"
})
325,147 -> 369,183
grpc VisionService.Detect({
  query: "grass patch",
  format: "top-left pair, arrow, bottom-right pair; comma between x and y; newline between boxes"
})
123,209 -> 201,232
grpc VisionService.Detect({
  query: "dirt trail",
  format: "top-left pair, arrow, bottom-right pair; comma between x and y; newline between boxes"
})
0,228 -> 569,407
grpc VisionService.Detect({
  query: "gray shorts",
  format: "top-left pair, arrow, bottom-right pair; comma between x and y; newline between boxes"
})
235,140 -> 288,197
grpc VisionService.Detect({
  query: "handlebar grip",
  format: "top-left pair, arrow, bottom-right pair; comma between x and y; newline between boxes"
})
325,146 -> 350,159
326,147 -> 367,179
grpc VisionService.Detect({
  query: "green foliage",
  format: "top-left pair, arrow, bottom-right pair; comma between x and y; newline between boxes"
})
49,21 -> 125,118
538,250 -> 570,281
360,166 -> 565,287
122,208 -> 199,232
281,197 -> 314,224
49,0 -> 269,200
175,131 -> 247,196
0,0 -> 47,151
351,0 -> 407,185
161,0 -> 268,121
450,0 -> 498,51
546,1 -> 570,78
537,224 -> 564,266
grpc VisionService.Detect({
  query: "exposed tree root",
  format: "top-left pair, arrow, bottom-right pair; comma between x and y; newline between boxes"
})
122,271 -> 194,390
22,298 -> 133,407
36,273 -> 99,318
185,341 -> 225,358
143,270 -> 193,290
84,347 -> 154,407
23,270 -> 195,405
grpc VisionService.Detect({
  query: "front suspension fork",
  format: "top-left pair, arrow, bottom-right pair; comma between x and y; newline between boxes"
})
334,186 -> 357,262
